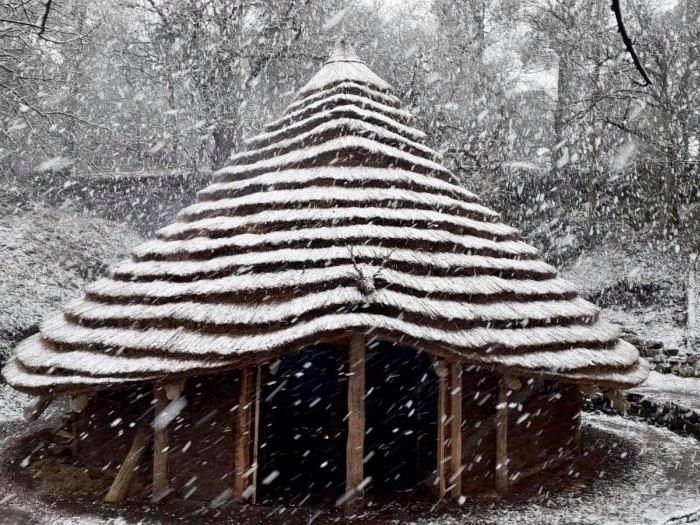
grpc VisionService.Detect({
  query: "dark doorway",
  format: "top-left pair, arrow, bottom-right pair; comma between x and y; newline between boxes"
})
257,341 -> 439,503
364,342 -> 438,495
257,344 -> 347,504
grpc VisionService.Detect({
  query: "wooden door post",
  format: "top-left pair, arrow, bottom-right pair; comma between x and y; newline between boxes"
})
495,376 -> 510,495
234,366 -> 255,503
251,365 -> 262,504
449,362 -> 463,499
345,334 -> 366,513
434,360 -> 449,499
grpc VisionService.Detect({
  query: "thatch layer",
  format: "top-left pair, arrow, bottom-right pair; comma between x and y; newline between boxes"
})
2,39 -> 647,394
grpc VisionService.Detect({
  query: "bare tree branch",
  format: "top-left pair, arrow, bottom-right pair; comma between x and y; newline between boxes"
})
611,0 -> 652,86
38,0 -> 53,36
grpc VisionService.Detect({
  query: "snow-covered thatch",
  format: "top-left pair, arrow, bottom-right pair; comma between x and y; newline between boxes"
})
2,39 -> 648,395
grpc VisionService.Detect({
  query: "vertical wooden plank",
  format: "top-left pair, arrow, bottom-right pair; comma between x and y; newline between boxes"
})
495,376 -> 509,495
449,362 -> 463,499
251,365 -> 262,504
345,334 -> 365,513
234,367 -> 254,503
152,385 -> 170,501
435,360 -> 448,498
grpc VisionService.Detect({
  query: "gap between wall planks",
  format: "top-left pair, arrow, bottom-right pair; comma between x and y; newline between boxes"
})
345,333 -> 366,514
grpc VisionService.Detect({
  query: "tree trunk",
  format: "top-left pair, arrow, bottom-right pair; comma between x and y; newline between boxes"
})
553,51 -> 572,169
211,125 -> 237,170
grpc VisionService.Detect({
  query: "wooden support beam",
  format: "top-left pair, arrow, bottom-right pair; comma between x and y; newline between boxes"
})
449,362 -> 463,499
435,360 -> 448,498
105,419 -> 151,503
251,365 -> 262,504
345,334 -> 366,513
23,395 -> 53,421
495,376 -> 509,496
152,385 -> 170,502
233,366 -> 255,504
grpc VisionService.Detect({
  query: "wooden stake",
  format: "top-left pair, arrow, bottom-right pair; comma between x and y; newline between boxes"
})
495,376 -> 509,496
233,367 -> 254,503
152,385 -> 170,501
105,419 -> 150,503
345,334 -> 366,513
449,362 -> 463,499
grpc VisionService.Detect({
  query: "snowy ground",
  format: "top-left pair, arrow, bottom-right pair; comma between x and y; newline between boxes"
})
0,383 -> 699,525
0,205 -> 140,359
631,371 -> 700,410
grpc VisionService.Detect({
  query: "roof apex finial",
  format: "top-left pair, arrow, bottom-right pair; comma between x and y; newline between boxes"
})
327,37 -> 361,63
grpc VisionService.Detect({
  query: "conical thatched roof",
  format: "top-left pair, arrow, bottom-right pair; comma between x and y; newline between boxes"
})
3,40 -> 648,395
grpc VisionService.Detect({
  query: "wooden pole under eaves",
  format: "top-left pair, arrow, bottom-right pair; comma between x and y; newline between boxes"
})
495,376 -> 509,496
433,359 -> 452,499
152,385 -> 170,501
449,362 -> 463,498
345,334 -> 366,514
436,364 -> 448,498
251,365 -> 262,504
234,366 -> 255,504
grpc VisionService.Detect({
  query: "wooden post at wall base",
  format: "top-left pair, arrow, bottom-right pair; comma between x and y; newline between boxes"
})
345,334 -> 366,514
495,376 -> 510,496
70,393 -> 90,458
152,385 -> 170,502
105,419 -> 151,503
233,366 -> 255,504
449,362 -> 463,499
251,365 -> 262,504
435,360 -> 448,498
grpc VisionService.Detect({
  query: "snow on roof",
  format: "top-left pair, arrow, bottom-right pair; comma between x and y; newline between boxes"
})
179,186 -> 493,222
198,167 -> 472,202
231,118 -> 440,166
284,81 -> 401,115
265,93 -> 412,131
245,104 -> 426,147
96,263 -> 565,301
157,207 -> 515,241
215,135 -> 455,183
296,39 -> 392,97
108,246 -> 558,281
132,224 -> 536,261
2,39 -> 646,395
